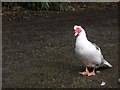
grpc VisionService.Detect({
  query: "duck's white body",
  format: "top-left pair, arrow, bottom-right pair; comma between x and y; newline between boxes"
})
74,25 -> 112,68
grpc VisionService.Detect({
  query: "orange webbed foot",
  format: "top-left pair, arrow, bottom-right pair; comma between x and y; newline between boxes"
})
79,67 -> 96,76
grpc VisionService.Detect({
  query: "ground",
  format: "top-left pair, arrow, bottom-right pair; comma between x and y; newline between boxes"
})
2,7 -> 118,88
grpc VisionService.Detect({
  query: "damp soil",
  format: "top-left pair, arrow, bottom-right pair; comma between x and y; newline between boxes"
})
2,7 -> 118,88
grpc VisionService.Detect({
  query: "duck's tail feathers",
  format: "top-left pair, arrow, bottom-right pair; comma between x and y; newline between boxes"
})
99,59 -> 112,68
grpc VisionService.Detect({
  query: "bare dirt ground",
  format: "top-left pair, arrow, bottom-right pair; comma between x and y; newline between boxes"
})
2,6 -> 118,88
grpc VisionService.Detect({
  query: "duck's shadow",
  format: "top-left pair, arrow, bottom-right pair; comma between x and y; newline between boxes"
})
96,67 -> 111,71
71,65 -> 111,73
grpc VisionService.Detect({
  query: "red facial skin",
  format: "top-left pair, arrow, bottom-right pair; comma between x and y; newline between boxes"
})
75,27 -> 82,35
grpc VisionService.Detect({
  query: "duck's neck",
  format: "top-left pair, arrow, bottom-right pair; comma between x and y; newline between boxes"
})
77,34 -> 88,41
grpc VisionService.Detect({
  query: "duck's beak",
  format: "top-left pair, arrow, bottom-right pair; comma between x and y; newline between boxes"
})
74,29 -> 78,36
74,32 -> 78,36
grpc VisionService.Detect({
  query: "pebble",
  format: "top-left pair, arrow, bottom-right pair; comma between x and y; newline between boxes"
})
96,71 -> 100,73
118,79 -> 120,83
101,81 -> 105,86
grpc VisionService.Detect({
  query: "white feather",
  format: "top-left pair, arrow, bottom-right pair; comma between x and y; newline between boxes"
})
74,25 -> 112,68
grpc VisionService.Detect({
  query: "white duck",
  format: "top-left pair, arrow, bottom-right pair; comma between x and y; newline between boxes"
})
74,25 -> 112,76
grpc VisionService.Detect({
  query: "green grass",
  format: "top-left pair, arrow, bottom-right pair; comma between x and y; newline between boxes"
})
2,2 -> 69,11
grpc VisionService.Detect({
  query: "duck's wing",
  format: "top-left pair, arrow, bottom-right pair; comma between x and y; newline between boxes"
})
92,43 -> 112,68
92,43 -> 101,52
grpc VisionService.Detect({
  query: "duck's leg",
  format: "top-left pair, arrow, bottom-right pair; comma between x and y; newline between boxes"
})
87,68 -> 95,76
79,67 -> 89,75
79,66 -> 96,76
